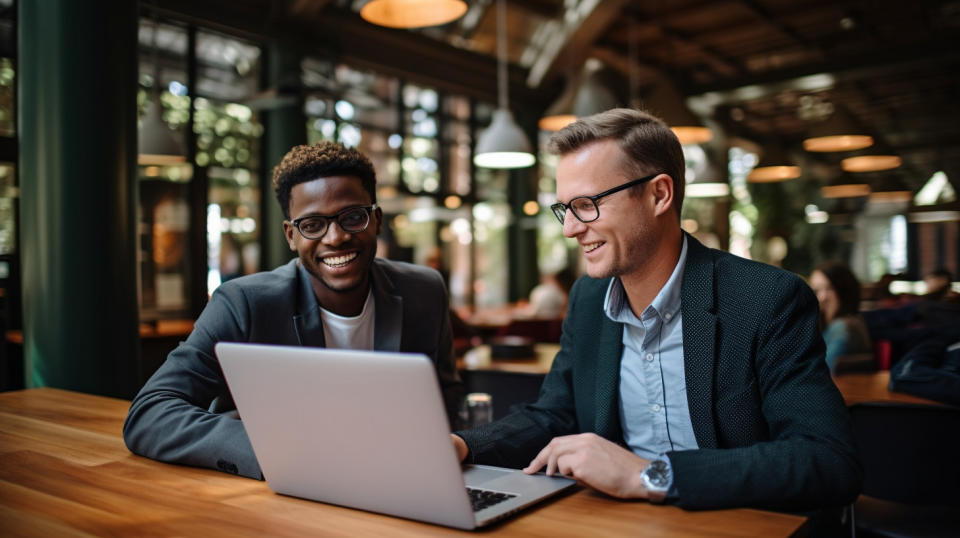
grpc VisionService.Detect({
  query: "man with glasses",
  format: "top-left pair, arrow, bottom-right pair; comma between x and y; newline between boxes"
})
125,141 -> 463,479
452,109 -> 861,515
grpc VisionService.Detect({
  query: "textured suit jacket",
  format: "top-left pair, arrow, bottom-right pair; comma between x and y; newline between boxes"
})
457,235 -> 862,511
124,257 -> 464,479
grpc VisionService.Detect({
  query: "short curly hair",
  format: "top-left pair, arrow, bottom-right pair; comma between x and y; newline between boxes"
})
272,141 -> 377,219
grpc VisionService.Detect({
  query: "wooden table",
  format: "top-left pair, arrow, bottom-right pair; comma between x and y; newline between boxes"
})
459,343 -> 559,375
832,370 -> 944,406
0,388 -> 807,537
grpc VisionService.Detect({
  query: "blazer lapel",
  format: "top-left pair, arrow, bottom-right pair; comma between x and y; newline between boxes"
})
681,234 -> 719,449
594,294 -> 625,441
292,261 -> 326,348
370,259 -> 402,352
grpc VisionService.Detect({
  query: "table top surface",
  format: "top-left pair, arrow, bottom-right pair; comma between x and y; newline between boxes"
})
462,346 -> 941,407
0,388 -> 807,537
831,370 -> 944,406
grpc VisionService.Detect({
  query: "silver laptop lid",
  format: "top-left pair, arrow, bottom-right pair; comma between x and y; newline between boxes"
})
215,343 -> 477,529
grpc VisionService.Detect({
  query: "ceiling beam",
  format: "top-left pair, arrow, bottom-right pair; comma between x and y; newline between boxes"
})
686,42 -> 960,97
153,0 -> 546,106
525,0 -> 631,88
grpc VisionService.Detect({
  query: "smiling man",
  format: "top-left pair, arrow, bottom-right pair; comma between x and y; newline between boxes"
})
452,109 -> 861,516
124,141 -> 463,479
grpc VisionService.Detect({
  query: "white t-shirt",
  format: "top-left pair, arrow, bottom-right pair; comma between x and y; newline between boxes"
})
319,289 -> 375,350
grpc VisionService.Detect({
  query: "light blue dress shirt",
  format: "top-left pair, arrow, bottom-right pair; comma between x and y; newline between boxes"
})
604,236 -> 699,460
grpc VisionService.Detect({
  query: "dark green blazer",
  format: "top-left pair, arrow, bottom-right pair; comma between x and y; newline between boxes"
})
457,235 -> 862,511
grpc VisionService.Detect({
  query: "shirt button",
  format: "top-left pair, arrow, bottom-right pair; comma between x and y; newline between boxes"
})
645,353 -> 654,362
652,404 -> 661,412
664,312 -> 672,321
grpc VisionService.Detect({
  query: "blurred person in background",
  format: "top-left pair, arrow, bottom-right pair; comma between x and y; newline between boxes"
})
923,268 -> 953,300
809,262 -> 873,374
519,267 -> 577,318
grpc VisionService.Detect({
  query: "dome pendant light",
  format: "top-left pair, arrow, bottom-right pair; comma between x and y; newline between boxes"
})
360,0 -> 467,29
474,0 -> 535,169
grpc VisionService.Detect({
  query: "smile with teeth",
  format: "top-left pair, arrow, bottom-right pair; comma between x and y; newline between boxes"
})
321,252 -> 358,267
583,241 -> 604,253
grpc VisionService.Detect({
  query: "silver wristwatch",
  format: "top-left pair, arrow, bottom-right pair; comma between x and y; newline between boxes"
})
640,459 -> 671,503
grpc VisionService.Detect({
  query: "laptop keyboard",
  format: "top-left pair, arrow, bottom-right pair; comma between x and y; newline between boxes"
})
467,487 -> 517,512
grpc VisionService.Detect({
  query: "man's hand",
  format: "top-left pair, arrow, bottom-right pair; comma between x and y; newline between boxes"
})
523,433 -> 651,499
451,434 -> 469,462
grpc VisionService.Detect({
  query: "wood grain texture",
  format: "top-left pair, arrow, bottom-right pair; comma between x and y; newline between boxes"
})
0,388 -> 807,536
832,371 -> 943,406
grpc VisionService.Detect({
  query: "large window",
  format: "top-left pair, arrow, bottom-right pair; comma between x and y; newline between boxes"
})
302,62 -> 513,308
137,18 -> 262,321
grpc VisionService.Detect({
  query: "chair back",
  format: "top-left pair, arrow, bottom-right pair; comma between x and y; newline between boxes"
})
496,318 -> 563,343
849,402 -> 960,506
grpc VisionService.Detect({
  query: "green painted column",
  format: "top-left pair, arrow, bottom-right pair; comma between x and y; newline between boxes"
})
19,0 -> 140,398
507,110 -> 540,302
261,43 -> 305,271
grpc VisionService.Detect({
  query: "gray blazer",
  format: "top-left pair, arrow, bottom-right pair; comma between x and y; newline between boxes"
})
457,235 -> 862,511
123,257 -> 464,478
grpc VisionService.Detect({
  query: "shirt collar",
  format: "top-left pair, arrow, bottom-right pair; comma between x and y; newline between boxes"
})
604,235 -> 688,324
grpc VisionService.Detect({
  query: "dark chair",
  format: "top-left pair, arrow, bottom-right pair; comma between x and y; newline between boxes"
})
848,402 -> 960,537
496,318 -> 563,343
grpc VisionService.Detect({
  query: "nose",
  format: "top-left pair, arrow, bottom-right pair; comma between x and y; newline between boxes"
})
320,220 -> 352,246
561,209 -> 586,238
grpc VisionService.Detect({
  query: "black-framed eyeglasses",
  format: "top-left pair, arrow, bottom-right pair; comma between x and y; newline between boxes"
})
289,204 -> 378,240
550,173 -> 660,224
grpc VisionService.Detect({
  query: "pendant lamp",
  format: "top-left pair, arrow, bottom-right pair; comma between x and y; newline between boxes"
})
539,59 -> 619,132
868,173 -> 913,204
821,173 -> 871,199
841,154 -> 902,173
803,107 -> 873,152
641,80 -> 712,145
747,140 -> 800,183
473,0 -> 535,169
360,0 -> 467,29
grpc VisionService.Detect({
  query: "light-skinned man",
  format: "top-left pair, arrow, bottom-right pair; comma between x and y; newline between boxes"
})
452,108 -> 861,512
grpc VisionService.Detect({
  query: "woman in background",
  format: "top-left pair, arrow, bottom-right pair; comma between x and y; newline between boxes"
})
809,262 -> 873,374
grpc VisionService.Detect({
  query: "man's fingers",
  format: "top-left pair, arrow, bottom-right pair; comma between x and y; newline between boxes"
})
523,447 -> 549,474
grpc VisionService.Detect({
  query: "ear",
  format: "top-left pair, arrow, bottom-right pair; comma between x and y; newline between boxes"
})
282,221 -> 297,251
649,173 -> 675,218
373,206 -> 383,235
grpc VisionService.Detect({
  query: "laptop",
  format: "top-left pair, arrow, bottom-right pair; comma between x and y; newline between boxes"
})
215,342 -> 576,530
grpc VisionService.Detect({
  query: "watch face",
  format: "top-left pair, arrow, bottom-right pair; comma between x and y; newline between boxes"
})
645,460 -> 670,489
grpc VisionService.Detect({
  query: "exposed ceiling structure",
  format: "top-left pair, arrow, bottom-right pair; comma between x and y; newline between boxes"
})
156,0 -> 960,193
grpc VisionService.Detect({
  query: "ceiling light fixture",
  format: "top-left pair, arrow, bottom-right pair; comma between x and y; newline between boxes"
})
841,155 -> 902,173
821,183 -> 871,198
360,0 -> 467,29
474,0 -> 535,169
747,141 -> 800,183
538,59 -> 618,131
802,107 -> 873,152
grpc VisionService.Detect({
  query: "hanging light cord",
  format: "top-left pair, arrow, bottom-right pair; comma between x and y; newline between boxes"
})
497,0 -> 508,110
628,22 -> 639,109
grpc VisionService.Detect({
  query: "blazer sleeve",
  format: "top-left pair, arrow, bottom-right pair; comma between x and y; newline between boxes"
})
122,284 -> 263,479
430,272 -> 466,427
454,280 -> 585,468
667,275 -> 863,511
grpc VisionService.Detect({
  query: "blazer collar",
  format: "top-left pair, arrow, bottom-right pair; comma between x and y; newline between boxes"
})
370,258 -> 403,352
679,233 -> 719,449
291,258 -> 403,352
292,260 -> 325,348
594,313 -> 625,441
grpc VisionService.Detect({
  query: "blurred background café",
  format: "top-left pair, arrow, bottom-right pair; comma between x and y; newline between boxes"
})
1,0 -> 958,402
